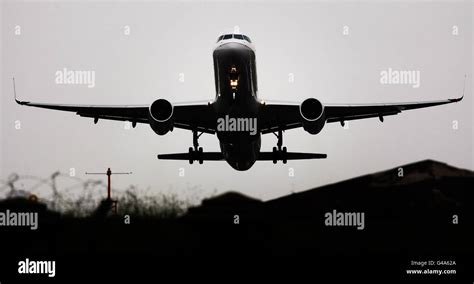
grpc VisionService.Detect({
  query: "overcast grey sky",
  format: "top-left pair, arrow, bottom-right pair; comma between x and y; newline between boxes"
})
1,0 -> 472,201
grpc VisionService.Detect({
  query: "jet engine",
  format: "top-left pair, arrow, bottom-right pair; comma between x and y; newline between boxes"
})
299,98 -> 326,135
148,99 -> 173,135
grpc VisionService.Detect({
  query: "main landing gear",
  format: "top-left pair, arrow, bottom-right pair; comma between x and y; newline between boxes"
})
272,129 -> 287,164
188,130 -> 204,164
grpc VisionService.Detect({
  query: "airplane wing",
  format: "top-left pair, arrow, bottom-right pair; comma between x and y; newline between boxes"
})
15,99 -> 151,124
15,99 -> 217,133
169,102 -> 217,134
259,96 -> 464,134
13,79 -> 216,133
324,96 -> 464,124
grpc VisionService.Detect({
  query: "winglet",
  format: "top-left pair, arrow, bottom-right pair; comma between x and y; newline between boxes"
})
13,77 -> 18,103
13,77 -> 28,105
449,74 -> 467,103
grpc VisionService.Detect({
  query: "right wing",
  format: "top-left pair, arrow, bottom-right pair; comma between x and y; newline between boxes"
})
258,96 -> 463,134
324,96 -> 464,124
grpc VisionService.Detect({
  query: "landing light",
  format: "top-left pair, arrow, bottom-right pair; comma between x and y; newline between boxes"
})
229,65 -> 239,90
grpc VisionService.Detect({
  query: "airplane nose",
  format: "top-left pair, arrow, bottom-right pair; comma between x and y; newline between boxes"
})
218,42 -> 245,49
215,43 -> 252,55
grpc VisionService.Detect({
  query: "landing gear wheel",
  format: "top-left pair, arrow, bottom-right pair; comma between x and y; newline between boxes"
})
272,130 -> 288,164
198,147 -> 203,164
282,147 -> 287,164
188,147 -> 194,164
272,147 -> 278,164
188,130 -> 204,165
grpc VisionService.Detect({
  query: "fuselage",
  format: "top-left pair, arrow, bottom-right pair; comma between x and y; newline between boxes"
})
211,34 -> 261,170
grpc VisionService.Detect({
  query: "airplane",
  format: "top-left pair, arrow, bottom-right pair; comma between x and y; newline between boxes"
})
14,33 -> 464,171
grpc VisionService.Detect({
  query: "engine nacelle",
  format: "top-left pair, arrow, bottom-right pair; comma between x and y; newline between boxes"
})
299,98 -> 326,135
148,99 -> 173,135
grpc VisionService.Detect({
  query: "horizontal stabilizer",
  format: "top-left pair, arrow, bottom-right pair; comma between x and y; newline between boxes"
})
257,152 -> 327,160
158,152 -> 224,161
158,151 -> 327,162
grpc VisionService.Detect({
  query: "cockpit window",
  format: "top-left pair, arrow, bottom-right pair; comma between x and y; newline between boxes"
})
217,34 -> 252,43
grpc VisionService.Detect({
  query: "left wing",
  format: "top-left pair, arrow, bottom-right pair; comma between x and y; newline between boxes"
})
13,79 -> 217,133
15,99 -> 150,124
259,96 -> 463,134
15,99 -> 217,133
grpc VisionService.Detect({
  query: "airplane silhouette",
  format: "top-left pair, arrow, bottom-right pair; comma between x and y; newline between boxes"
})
15,33 -> 464,170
